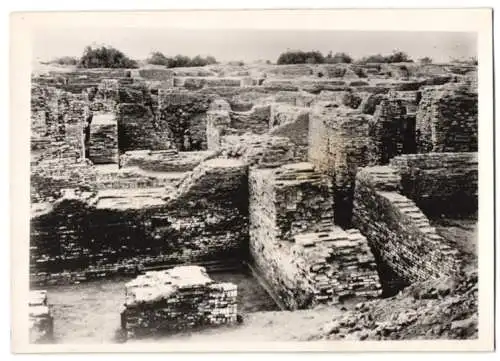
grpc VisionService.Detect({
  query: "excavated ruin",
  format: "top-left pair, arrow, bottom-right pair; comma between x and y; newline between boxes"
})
29,62 -> 478,342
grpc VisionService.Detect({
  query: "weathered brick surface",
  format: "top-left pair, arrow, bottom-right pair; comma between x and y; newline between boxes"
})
30,159 -> 249,286
88,113 -> 118,164
157,89 -> 212,150
368,99 -> 415,164
249,163 -> 380,309
116,103 -> 172,152
119,149 -> 215,172
389,152 -> 478,217
353,166 -> 463,287
206,110 -> 231,150
220,134 -> 302,168
269,104 -> 310,161
121,266 -> 237,338
416,82 -> 477,153
308,103 -> 372,225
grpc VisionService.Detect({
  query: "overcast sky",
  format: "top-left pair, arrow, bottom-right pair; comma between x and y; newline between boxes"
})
33,28 -> 477,63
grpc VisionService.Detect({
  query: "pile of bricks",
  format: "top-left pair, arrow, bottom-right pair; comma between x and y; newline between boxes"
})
29,290 -> 53,343
292,227 -> 381,305
121,266 -> 237,338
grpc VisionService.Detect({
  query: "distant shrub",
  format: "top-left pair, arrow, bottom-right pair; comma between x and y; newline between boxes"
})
147,51 -> 171,66
419,57 -> 433,65
450,56 -> 478,65
228,60 -> 245,66
78,46 -> 138,68
49,56 -> 79,66
324,51 -> 353,64
146,51 -> 218,68
357,51 -> 413,64
277,50 -> 325,65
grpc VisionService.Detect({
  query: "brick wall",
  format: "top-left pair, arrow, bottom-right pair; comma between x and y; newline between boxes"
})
157,89 -> 212,151
389,152 -> 478,217
116,103 -> 172,152
416,82 -> 478,153
249,163 -> 380,309
308,103 -> 372,226
352,166 -> 463,291
30,158 -> 249,286
88,113 -> 119,164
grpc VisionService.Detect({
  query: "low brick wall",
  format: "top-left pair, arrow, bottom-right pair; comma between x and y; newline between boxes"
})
119,149 -> 215,172
30,159 -> 249,286
121,266 -> 237,338
352,166 -> 463,290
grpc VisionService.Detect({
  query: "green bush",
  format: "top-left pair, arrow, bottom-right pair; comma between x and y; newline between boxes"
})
357,51 -> 413,64
145,51 -> 218,68
418,57 -> 433,65
324,52 -> 353,64
78,46 -> 138,68
277,50 -> 325,65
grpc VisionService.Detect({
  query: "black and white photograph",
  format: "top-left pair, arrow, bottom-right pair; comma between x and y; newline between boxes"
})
9,8 -> 494,353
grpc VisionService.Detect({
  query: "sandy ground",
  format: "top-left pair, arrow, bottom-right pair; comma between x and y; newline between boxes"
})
127,307 -> 340,343
45,271 -> 279,344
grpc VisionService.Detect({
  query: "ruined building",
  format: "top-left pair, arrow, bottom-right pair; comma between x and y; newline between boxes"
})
29,62 -> 478,339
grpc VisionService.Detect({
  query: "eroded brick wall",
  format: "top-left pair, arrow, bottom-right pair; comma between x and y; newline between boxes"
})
353,166 -> 463,292
308,103 -> 372,226
249,163 -> 380,309
389,152 -> 478,217
416,82 -> 478,153
30,159 -> 249,286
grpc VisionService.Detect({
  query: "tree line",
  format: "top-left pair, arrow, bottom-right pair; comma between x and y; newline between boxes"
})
48,46 -> 218,69
276,50 -> 414,65
46,45 -> 477,68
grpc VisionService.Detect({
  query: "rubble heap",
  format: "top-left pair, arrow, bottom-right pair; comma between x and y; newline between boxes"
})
121,266 -> 237,338
315,270 -> 478,341
29,290 -> 53,343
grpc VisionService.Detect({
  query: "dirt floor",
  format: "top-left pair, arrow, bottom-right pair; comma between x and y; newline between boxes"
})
431,217 -> 478,269
45,271 -> 279,344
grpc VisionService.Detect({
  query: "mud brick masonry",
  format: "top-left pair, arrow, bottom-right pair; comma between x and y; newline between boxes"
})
121,266 -> 237,338
29,290 -> 53,343
29,62 -> 479,336
249,162 -> 380,309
